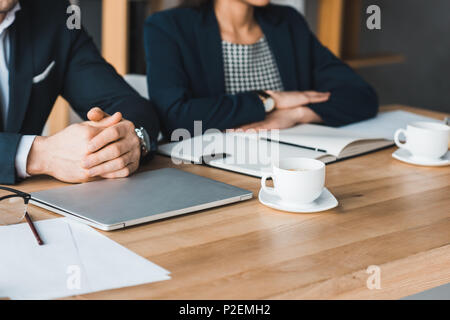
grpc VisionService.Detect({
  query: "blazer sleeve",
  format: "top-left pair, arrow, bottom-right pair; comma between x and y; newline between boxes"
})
144,19 -> 266,137
60,27 -> 160,143
0,133 -> 22,184
295,13 -> 379,126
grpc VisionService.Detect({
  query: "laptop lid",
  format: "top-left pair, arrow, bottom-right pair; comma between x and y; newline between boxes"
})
30,168 -> 252,230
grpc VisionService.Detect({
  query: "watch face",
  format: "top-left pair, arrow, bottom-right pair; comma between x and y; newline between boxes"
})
135,127 -> 151,157
265,97 -> 275,112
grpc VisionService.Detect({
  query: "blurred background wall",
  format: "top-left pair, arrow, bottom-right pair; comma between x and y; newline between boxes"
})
358,0 -> 450,113
77,0 -> 450,114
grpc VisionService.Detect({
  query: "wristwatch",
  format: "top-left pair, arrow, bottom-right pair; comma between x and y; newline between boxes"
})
134,127 -> 151,158
255,90 -> 275,113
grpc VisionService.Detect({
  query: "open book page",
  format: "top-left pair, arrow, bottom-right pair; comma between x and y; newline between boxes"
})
271,124 -> 367,157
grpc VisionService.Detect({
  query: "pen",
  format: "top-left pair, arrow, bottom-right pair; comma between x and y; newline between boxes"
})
264,137 -> 328,153
24,212 -> 44,246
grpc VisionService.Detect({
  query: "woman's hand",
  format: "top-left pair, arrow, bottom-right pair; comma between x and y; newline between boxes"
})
266,90 -> 330,109
237,106 -> 322,131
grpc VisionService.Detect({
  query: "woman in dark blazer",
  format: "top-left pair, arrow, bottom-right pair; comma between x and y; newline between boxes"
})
144,0 -> 378,137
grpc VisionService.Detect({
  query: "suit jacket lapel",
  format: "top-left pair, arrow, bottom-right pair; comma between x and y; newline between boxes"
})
257,9 -> 299,91
7,7 -> 33,133
194,7 -> 225,95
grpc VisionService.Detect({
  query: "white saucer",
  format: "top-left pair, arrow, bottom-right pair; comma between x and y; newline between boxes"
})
258,187 -> 338,213
392,149 -> 450,167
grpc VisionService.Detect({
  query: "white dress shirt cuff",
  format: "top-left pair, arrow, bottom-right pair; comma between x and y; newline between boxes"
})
15,135 -> 37,179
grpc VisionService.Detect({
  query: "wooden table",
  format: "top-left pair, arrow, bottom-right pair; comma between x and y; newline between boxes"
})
4,105 -> 450,300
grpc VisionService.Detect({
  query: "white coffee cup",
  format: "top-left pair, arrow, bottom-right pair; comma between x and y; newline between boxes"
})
394,121 -> 449,160
261,158 -> 325,205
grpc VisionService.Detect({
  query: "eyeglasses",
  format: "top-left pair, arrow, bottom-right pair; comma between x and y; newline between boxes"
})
0,186 -> 44,245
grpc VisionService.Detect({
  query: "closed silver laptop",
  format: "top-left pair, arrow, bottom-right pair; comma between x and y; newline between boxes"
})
30,168 -> 252,230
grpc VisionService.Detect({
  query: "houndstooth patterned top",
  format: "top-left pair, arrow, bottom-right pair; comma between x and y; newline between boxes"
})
222,37 -> 284,95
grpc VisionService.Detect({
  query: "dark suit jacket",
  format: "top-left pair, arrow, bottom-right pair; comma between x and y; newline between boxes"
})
0,0 -> 159,185
144,3 -> 378,137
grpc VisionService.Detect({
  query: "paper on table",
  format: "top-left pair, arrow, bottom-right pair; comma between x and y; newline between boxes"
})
337,110 -> 441,140
0,218 -> 170,300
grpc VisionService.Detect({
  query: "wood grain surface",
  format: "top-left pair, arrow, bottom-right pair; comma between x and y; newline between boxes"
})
2,105 -> 449,300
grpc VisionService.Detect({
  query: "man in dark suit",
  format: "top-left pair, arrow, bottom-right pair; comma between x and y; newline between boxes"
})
0,0 -> 159,185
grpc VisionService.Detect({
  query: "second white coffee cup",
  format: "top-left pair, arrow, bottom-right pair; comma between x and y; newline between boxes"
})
394,121 -> 449,160
261,157 -> 325,205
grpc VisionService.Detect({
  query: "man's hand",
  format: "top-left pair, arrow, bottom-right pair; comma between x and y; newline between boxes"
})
26,122 -> 107,183
237,106 -> 323,131
266,90 -> 330,109
26,107 -> 141,183
82,107 -> 141,179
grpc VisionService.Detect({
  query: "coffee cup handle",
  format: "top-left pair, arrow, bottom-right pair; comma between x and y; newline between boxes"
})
261,174 -> 277,196
394,129 -> 408,149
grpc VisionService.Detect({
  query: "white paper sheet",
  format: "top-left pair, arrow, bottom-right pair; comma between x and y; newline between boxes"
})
338,110 -> 441,140
0,218 -> 170,300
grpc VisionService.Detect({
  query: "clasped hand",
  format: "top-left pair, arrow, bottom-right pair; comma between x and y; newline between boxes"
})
27,107 -> 141,183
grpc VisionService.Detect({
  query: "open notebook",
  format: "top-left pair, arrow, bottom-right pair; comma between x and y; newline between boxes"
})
158,110 -> 441,177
